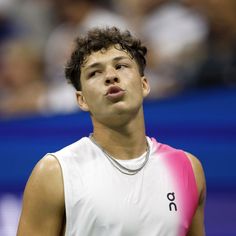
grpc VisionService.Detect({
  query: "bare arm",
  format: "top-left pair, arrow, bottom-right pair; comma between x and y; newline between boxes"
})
186,153 -> 206,236
17,155 -> 65,236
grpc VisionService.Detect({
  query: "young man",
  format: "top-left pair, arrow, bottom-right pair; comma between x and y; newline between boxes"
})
17,27 -> 206,236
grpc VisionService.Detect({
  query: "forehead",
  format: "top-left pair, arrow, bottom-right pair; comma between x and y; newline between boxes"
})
82,46 -> 132,68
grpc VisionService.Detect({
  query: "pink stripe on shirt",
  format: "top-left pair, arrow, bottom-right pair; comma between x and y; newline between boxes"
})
152,138 -> 198,235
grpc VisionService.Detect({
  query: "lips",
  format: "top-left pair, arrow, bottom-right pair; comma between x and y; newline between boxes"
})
105,86 -> 125,101
106,86 -> 124,95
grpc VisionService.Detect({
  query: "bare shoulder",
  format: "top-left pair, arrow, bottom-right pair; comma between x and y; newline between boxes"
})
31,154 -> 62,183
184,154 -> 206,235
185,153 -> 204,176
17,155 -> 65,235
185,153 -> 205,181
24,154 -> 64,207
185,152 -> 206,202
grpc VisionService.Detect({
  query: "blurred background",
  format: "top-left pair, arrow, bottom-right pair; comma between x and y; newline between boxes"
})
0,0 -> 235,235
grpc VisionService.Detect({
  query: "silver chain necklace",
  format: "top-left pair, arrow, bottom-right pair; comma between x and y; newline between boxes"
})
89,134 -> 150,175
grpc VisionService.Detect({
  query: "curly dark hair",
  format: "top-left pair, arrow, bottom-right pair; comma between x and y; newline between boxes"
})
65,27 -> 147,91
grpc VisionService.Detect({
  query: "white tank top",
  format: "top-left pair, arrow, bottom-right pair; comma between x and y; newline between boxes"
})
51,136 -> 198,236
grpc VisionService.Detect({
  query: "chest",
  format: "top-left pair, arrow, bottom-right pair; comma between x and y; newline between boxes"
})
70,159 -> 185,235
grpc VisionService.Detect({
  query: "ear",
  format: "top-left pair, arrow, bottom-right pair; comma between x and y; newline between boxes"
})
141,76 -> 150,97
76,91 -> 89,111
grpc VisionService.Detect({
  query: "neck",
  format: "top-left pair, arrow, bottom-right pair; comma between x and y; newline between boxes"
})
91,107 -> 147,160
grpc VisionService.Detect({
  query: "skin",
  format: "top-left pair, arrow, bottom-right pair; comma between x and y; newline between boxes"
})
186,153 -> 206,236
17,46 -> 206,235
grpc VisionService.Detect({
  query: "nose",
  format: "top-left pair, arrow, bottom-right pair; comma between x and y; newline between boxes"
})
104,67 -> 120,85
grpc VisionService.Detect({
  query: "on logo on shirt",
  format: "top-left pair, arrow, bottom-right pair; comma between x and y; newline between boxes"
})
167,192 -> 177,211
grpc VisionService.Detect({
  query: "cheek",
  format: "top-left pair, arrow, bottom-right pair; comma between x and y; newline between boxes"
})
83,86 -> 103,110
83,80 -> 99,96
126,82 -> 144,104
84,91 -> 97,105
129,78 -> 143,93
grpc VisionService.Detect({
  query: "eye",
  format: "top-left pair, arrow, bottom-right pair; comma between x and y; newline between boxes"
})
115,64 -> 128,70
88,70 -> 101,78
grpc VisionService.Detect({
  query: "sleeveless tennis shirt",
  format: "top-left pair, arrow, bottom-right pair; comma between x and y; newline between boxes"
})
51,137 -> 198,236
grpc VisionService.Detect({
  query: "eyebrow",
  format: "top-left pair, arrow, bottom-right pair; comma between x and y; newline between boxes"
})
84,56 -> 131,72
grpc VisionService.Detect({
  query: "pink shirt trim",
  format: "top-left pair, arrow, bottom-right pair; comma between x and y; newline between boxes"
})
151,138 -> 198,235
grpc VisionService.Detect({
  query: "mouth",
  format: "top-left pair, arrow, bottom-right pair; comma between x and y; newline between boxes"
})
105,86 -> 125,101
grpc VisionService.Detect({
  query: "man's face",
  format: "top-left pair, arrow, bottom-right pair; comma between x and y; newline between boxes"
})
77,46 -> 150,124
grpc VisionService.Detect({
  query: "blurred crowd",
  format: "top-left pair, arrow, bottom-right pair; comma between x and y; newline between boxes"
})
0,0 -> 235,118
